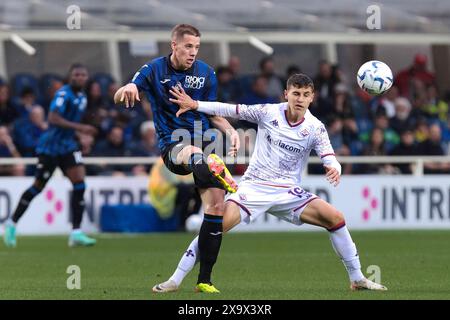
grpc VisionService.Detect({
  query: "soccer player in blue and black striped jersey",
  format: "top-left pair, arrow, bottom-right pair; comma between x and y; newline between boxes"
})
4,64 -> 98,248
115,24 -> 240,293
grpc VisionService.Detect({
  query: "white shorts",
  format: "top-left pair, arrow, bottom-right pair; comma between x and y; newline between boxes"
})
225,180 -> 319,226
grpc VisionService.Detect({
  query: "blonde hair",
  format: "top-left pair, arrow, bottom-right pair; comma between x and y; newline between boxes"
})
171,24 -> 201,40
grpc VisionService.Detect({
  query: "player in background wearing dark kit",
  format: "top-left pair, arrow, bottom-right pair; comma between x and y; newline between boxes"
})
115,24 -> 240,293
3,64 -> 98,248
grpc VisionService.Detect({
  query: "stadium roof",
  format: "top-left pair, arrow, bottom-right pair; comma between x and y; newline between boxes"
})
0,0 -> 450,34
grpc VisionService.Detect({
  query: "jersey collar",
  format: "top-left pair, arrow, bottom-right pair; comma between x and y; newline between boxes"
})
166,54 -> 195,74
284,109 -> 305,127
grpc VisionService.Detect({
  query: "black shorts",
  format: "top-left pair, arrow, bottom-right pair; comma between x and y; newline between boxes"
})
35,150 -> 83,182
161,142 -> 224,190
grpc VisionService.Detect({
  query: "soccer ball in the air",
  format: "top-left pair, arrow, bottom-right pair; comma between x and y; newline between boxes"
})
185,214 -> 203,232
356,60 -> 393,95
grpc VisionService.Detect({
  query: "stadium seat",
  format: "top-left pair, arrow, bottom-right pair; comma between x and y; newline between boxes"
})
12,73 -> 40,97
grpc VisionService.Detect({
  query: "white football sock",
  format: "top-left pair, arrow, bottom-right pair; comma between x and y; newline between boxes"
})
329,225 -> 364,282
169,236 -> 199,286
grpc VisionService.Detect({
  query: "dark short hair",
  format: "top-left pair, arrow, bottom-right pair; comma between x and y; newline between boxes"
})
259,56 -> 274,70
69,63 -> 87,73
286,73 -> 314,91
171,24 -> 201,40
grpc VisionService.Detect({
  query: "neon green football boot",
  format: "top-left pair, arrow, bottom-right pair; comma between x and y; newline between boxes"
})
195,283 -> 220,293
207,154 -> 238,193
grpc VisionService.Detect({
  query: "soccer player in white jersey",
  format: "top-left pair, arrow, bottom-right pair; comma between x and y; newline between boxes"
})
152,73 -> 387,293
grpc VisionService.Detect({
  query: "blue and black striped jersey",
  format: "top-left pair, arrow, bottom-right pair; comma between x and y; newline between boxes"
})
132,55 -> 217,154
36,85 -> 87,155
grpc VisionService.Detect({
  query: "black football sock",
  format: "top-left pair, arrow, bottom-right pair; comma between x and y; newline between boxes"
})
71,182 -> 86,229
12,186 -> 41,223
197,213 -> 223,284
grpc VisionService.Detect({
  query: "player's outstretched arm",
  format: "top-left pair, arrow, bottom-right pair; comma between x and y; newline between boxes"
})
48,111 -> 97,135
170,85 -> 240,119
114,83 -> 140,108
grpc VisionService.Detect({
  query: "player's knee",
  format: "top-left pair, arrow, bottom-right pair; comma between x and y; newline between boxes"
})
326,210 -> 345,231
204,202 -> 225,215
177,146 -> 203,165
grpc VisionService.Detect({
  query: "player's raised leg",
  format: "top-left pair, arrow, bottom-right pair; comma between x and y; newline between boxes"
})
65,163 -> 96,247
175,145 -> 235,292
300,198 -> 387,291
4,182 -> 43,248
152,200 -> 241,293
3,156 -> 56,248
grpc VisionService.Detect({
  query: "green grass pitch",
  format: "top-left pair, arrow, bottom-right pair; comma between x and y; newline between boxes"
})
1,230 -> 450,300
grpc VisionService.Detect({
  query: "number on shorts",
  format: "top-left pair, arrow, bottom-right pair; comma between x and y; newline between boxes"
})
73,151 -> 83,164
288,187 -> 312,200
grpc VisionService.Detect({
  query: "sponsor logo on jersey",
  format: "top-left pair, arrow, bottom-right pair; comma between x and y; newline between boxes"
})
239,194 -> 247,201
184,75 -> 205,89
266,134 -> 305,154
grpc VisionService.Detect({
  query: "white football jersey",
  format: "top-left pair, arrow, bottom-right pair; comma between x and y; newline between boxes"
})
236,102 -> 335,186
197,101 -> 337,186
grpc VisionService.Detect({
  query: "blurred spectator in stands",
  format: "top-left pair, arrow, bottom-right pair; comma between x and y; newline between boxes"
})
0,126 -> 24,176
259,56 -> 283,100
12,105 -> 48,157
239,75 -> 279,106
0,83 -> 19,127
216,66 -> 239,103
414,117 -> 430,143
369,85 -> 399,118
421,84 -> 448,122
78,131 -> 95,156
326,115 -> 352,174
389,97 -> 416,135
228,55 -> 241,78
313,60 -> 339,120
105,82 -> 120,110
440,114 -> 450,145
132,121 -> 160,156
128,121 -> 160,176
238,75 -> 279,130
331,64 -> 347,85
15,87 -> 41,117
83,105 -> 111,141
395,53 -> 435,99
333,83 -> 354,119
87,80 -> 104,110
350,85 -> 372,121
388,128 -> 419,174
417,123 -> 450,174
91,126 -> 131,175
128,121 -> 159,176
283,65 -> 302,85
360,112 -> 399,153
41,78 -> 63,112
358,127 -> 390,174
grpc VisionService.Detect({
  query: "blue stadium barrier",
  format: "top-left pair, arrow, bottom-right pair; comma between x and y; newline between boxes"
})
100,204 -> 178,233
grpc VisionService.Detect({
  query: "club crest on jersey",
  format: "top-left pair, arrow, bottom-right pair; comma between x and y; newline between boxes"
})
270,119 -> 279,128
299,129 -> 309,137
184,75 -> 205,89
